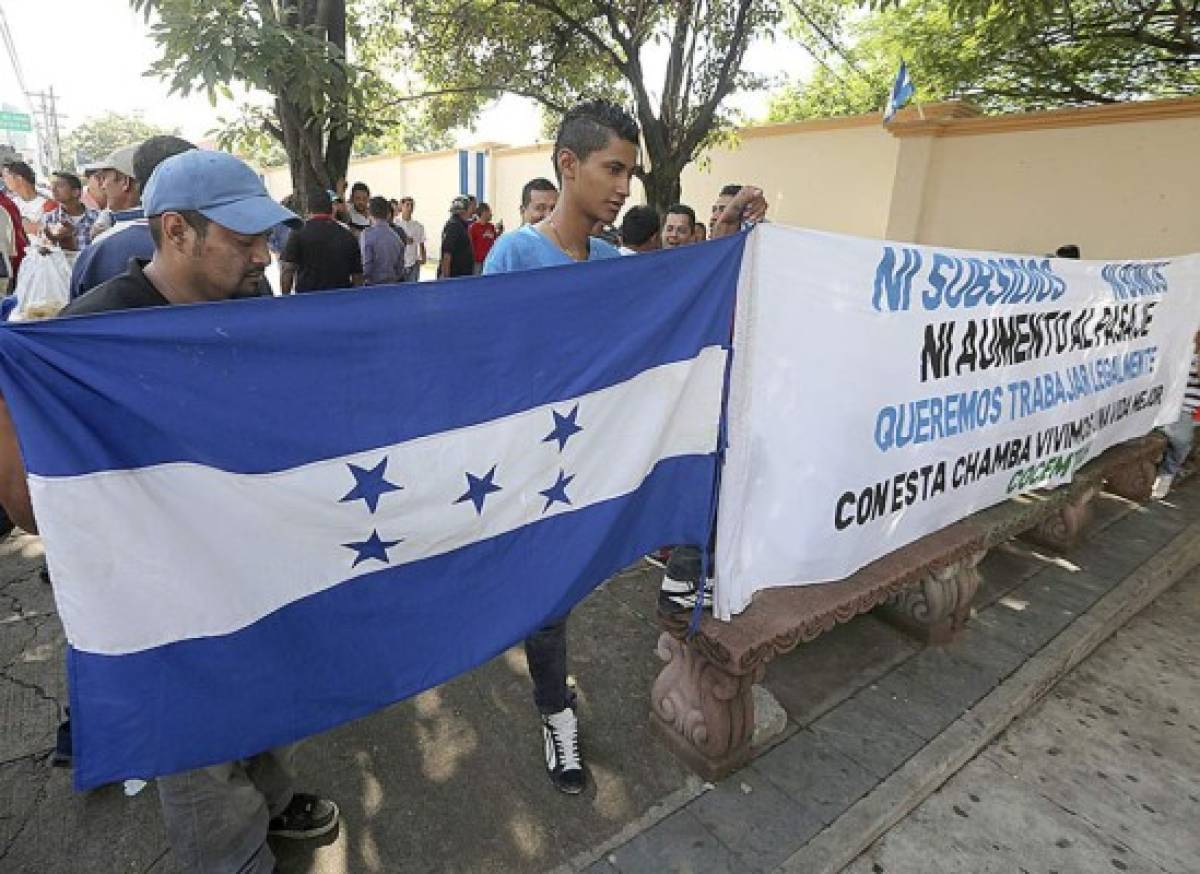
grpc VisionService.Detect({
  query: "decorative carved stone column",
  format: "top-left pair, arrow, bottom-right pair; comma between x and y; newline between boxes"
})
1022,487 -> 1097,552
1106,456 -> 1158,503
650,633 -> 764,781
876,550 -> 986,644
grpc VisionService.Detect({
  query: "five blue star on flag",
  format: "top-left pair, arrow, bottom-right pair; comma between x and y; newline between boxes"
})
340,458 -> 403,513
343,529 -> 403,567
455,465 -> 503,515
543,404 -> 583,451
539,469 -> 575,513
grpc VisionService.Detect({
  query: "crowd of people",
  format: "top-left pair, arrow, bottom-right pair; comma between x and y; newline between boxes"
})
0,93 -> 1193,874
0,116 -> 758,317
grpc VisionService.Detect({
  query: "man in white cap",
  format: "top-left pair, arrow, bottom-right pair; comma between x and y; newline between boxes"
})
69,137 -> 197,299
0,149 -> 340,873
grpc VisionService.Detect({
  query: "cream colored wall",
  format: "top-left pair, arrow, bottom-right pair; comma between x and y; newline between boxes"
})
915,116 -> 1200,259
342,155 -> 408,201
679,124 -> 899,237
398,151 -> 460,227
490,146 -> 553,228
263,165 -> 291,200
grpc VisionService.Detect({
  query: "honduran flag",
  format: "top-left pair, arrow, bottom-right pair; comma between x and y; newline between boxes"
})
0,234 -> 745,789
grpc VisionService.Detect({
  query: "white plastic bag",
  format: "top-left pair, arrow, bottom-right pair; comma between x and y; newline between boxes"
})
12,247 -> 71,321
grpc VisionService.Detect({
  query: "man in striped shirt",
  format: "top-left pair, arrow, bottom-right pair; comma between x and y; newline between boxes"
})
1152,329 -> 1200,499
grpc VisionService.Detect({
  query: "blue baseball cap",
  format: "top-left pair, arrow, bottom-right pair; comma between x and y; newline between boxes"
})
143,150 -> 300,234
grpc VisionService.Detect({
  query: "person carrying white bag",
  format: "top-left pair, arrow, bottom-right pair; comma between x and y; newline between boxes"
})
11,244 -> 71,320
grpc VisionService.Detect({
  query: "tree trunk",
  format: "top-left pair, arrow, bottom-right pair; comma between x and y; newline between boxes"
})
640,164 -> 684,216
273,0 -> 354,212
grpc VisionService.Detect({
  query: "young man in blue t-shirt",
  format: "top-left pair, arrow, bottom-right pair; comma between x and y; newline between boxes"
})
482,99 -> 639,795
483,100 -> 634,277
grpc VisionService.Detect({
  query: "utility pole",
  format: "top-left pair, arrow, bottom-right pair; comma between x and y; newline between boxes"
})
26,87 -> 65,171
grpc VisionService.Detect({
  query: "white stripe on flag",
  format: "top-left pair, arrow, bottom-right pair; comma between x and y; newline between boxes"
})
34,346 -> 727,655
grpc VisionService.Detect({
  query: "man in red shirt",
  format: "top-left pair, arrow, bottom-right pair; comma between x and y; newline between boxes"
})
0,188 -> 27,289
468,202 -> 498,274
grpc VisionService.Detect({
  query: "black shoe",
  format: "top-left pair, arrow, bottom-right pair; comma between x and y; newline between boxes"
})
268,793 -> 339,839
658,573 -> 713,614
50,717 -> 71,768
542,707 -> 585,795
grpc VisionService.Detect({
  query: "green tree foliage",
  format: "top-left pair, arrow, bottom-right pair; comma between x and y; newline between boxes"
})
771,0 -> 1200,121
63,112 -> 179,167
395,0 -> 786,212
131,0 -> 422,204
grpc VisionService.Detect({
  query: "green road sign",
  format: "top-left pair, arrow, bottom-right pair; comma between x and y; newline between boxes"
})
0,111 -> 33,133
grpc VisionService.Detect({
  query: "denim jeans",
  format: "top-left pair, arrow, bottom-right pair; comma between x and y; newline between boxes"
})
525,616 -> 572,714
1159,413 -> 1196,477
157,745 -> 296,874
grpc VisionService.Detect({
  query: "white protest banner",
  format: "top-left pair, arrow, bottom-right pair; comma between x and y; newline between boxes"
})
715,224 -> 1200,619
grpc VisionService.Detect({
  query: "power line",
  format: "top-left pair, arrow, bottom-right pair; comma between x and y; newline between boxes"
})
0,1 -> 54,171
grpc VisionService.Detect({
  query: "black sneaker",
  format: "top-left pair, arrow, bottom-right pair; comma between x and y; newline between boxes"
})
542,707 -> 585,795
50,717 -> 71,768
658,573 -> 713,614
268,793 -> 339,839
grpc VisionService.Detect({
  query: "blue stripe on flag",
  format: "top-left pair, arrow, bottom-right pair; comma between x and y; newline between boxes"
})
0,235 -> 744,477
67,453 -> 715,790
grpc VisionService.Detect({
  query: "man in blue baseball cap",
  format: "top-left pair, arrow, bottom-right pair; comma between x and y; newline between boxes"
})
66,149 -> 300,315
28,150 -> 339,873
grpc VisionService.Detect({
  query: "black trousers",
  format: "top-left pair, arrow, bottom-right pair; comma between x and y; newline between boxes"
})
524,616 -> 571,714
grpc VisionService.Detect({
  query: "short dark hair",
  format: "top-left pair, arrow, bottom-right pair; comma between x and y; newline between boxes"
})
521,177 -> 557,209
718,184 -> 743,198
621,205 -> 660,247
133,136 -> 196,186
552,99 -> 640,181
368,195 -> 391,219
1055,244 -> 1081,259
664,204 -> 696,231
351,182 -> 370,196
148,209 -> 211,250
52,171 -> 82,191
2,161 -> 35,186
308,189 -> 333,213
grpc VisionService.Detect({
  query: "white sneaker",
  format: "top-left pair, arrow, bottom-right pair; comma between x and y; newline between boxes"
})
542,707 -> 585,794
1151,473 -> 1174,499
658,574 -> 714,614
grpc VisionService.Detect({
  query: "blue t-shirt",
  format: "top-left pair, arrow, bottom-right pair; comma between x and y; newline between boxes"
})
482,224 -> 620,275
70,210 -> 151,300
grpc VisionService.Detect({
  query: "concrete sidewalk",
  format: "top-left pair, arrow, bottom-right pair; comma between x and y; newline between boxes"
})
0,476 -> 1197,873
842,567 -> 1200,874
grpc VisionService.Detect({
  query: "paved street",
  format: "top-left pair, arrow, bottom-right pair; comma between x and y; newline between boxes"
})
845,566 -> 1200,874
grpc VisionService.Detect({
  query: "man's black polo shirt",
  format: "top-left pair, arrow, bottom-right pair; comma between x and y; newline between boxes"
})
440,214 -> 474,278
64,258 -> 270,315
62,258 -> 169,316
282,216 -> 363,292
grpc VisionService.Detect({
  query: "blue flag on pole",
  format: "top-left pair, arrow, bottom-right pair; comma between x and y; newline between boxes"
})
883,60 -> 916,123
0,235 -> 745,789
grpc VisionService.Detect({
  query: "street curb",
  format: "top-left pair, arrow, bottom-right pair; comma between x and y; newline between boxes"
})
550,776 -> 709,874
774,516 -> 1200,874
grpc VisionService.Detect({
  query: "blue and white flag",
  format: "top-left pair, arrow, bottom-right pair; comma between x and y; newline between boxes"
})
883,60 -> 916,123
0,235 -> 745,789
